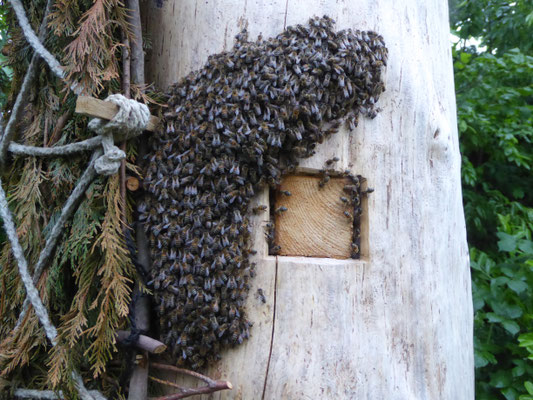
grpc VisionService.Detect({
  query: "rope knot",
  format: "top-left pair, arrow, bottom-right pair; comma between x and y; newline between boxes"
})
88,94 -> 150,176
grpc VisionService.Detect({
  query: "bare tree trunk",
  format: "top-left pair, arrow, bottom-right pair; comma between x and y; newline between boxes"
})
141,1 -> 474,399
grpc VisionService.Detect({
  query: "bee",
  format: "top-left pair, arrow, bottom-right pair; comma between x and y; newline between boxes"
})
270,245 -> 281,255
257,288 -> 266,304
280,190 -> 291,196
253,205 -> 268,214
325,156 -> 340,166
344,184 -> 359,193
274,206 -> 287,215
318,174 -> 330,188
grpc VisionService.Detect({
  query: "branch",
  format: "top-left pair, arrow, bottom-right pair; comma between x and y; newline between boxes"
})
126,0 -> 145,87
8,136 -> 102,157
14,149 -> 102,330
116,331 -> 167,354
148,376 -> 185,391
124,2 -> 151,399
0,170 -> 104,400
149,363 -> 233,400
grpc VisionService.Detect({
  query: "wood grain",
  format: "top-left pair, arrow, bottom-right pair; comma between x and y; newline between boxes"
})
274,175 -> 354,259
126,176 -> 140,191
75,96 -> 159,132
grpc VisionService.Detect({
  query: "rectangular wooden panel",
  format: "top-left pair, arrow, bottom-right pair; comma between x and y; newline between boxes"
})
274,175 -> 356,259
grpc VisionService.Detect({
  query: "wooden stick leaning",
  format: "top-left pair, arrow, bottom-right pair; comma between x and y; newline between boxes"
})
123,2 -> 153,398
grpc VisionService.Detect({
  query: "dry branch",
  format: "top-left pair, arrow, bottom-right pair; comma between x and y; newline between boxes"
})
149,363 -> 233,400
125,1 -> 152,399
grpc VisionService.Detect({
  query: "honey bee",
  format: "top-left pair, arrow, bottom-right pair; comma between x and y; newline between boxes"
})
253,205 -> 268,214
274,206 -> 287,215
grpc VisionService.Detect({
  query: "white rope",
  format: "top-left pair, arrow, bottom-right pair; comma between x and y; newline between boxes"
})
0,0 -> 55,165
8,0 -> 71,87
0,176 -> 106,400
88,94 -> 149,176
14,389 -> 106,399
8,136 -> 103,156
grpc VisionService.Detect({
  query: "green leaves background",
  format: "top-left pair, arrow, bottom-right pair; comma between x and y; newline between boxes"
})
452,0 -> 533,398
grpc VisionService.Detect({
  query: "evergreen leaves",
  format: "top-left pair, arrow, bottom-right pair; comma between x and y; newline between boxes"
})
0,0 -> 135,396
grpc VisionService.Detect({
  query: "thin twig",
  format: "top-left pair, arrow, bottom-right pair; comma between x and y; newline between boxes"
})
150,363 -> 223,386
8,136 -> 102,156
149,362 -> 233,400
14,149 -> 102,330
148,376 -> 185,391
0,173 -> 105,400
47,110 -> 73,146
120,31 -> 130,215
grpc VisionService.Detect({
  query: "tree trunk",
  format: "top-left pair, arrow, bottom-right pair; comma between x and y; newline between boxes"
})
141,1 -> 474,399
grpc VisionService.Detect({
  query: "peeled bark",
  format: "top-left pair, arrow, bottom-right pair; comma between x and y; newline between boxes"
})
142,1 -> 474,398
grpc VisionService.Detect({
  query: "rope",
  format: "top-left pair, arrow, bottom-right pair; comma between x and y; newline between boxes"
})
0,177 -> 104,400
14,149 -> 102,330
8,136 -> 102,157
88,94 -> 150,176
7,0 -> 81,94
14,389 -> 106,399
0,0 -> 55,165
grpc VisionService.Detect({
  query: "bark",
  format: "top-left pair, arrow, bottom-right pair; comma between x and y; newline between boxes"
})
142,1 -> 474,399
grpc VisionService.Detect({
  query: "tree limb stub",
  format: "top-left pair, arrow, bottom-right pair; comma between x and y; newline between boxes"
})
116,330 -> 167,354
75,96 -> 159,132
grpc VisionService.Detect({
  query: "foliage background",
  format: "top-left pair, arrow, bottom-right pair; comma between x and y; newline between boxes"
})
451,0 -> 533,398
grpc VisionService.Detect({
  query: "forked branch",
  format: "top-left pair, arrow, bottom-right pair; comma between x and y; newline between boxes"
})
149,363 -> 233,400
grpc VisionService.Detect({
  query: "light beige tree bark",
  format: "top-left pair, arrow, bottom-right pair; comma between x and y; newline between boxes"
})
141,1 -> 474,398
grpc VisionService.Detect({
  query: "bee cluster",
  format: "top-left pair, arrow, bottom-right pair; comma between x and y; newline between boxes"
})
140,15 -> 387,369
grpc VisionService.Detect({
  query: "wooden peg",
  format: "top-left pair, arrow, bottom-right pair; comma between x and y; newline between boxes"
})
75,96 -> 160,132
126,176 -> 140,191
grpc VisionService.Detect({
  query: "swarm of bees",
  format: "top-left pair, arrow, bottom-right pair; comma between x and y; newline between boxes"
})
140,15 -> 387,369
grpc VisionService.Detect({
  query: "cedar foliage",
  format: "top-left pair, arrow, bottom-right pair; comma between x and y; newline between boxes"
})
0,0 -> 140,396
